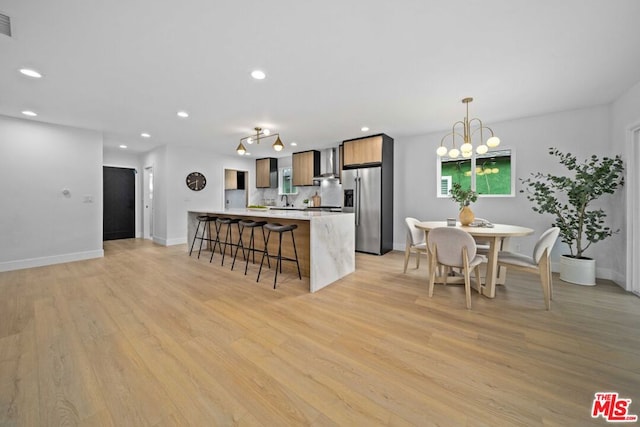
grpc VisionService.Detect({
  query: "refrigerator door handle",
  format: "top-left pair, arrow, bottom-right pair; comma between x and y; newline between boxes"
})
355,176 -> 361,226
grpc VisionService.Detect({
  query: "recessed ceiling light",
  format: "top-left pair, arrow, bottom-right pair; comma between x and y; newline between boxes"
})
21,110 -> 37,117
290,142 -> 298,146
119,145 -> 128,149
361,126 -> 369,132
19,68 -> 43,78
141,132 -> 151,138
177,111 -> 189,118
251,70 -> 266,80
244,152 -> 251,156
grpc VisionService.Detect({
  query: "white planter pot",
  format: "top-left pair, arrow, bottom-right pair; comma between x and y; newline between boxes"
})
559,255 -> 596,286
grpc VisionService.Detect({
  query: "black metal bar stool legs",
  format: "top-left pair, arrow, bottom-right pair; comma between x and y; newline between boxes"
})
231,220 -> 270,274
257,223 -> 302,288
212,217 -> 243,266
189,215 -> 218,259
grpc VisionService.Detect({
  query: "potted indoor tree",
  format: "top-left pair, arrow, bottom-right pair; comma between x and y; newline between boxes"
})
450,182 -> 478,226
520,148 -> 624,285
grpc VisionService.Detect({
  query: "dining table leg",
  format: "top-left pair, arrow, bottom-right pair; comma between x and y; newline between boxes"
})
480,236 -> 501,298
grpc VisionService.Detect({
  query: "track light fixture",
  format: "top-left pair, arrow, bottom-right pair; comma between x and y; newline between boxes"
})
237,127 -> 285,155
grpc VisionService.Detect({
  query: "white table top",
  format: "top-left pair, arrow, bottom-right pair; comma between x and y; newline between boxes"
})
415,221 -> 534,237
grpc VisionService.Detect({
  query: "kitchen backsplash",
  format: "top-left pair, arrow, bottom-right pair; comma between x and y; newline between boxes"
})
250,180 -> 342,207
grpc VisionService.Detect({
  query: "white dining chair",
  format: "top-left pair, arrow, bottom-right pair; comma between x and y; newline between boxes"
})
427,227 -> 486,309
403,217 -> 428,273
496,227 -> 560,310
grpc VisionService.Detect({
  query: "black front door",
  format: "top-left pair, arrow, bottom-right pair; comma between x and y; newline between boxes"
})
103,166 -> 135,240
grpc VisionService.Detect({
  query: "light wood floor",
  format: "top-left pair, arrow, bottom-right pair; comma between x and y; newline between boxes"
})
1,239 -> 639,426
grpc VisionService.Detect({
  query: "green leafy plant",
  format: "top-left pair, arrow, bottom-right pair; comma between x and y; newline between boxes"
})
449,182 -> 478,209
520,148 -> 624,259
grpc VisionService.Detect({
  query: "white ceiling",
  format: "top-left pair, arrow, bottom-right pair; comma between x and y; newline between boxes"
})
2,0 -> 640,157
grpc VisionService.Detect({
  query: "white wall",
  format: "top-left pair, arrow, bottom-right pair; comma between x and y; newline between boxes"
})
0,115 -> 104,271
225,188 -> 247,209
154,145 -> 255,245
142,146 -> 168,244
610,80 -> 640,289
103,147 -> 144,237
393,104 -> 624,282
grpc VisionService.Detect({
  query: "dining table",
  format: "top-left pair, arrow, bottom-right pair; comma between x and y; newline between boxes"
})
415,221 -> 534,298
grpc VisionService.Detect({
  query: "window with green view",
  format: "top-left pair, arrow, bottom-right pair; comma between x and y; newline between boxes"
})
438,149 -> 514,197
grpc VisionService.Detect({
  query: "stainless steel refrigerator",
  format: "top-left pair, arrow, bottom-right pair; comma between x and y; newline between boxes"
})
342,166 -> 393,255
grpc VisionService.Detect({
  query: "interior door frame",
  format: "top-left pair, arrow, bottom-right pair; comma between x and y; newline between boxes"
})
103,166 -> 136,240
143,165 -> 154,240
223,168 -> 249,208
626,122 -> 640,295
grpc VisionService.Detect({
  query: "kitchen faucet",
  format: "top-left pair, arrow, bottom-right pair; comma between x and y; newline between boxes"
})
281,194 -> 289,207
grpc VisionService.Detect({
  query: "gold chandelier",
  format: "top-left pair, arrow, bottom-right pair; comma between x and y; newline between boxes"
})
436,97 -> 500,158
236,127 -> 284,155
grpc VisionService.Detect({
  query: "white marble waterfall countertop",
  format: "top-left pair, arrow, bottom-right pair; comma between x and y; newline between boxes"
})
196,208 -> 348,221
187,209 -> 355,292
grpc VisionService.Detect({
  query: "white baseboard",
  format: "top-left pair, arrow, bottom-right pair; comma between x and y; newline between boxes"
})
166,237 -> 187,246
153,236 -> 186,246
153,236 -> 166,245
0,249 -> 104,272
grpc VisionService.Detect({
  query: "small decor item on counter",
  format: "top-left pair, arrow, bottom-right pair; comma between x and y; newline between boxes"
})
312,192 -> 321,207
247,205 -> 268,211
303,199 -> 309,207
449,182 -> 478,226
446,218 -> 457,226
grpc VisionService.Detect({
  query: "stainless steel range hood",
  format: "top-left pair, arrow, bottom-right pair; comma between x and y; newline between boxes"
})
313,147 -> 339,181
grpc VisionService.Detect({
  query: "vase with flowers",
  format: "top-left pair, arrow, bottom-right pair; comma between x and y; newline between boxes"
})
450,182 -> 478,225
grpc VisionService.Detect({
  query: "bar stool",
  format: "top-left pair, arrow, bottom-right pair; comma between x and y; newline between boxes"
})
232,220 -> 270,274
212,217 -> 243,266
257,223 -> 302,288
189,215 -> 218,259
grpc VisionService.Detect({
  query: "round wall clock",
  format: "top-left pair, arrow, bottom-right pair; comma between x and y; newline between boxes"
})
186,172 -> 206,191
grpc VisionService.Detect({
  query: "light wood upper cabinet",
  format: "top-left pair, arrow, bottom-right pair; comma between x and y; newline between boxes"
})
225,169 -> 237,190
342,135 -> 383,167
292,150 -> 320,186
225,169 -> 246,190
256,158 -> 277,188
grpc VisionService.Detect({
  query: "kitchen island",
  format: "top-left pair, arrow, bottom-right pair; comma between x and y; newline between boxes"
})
187,209 -> 355,292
